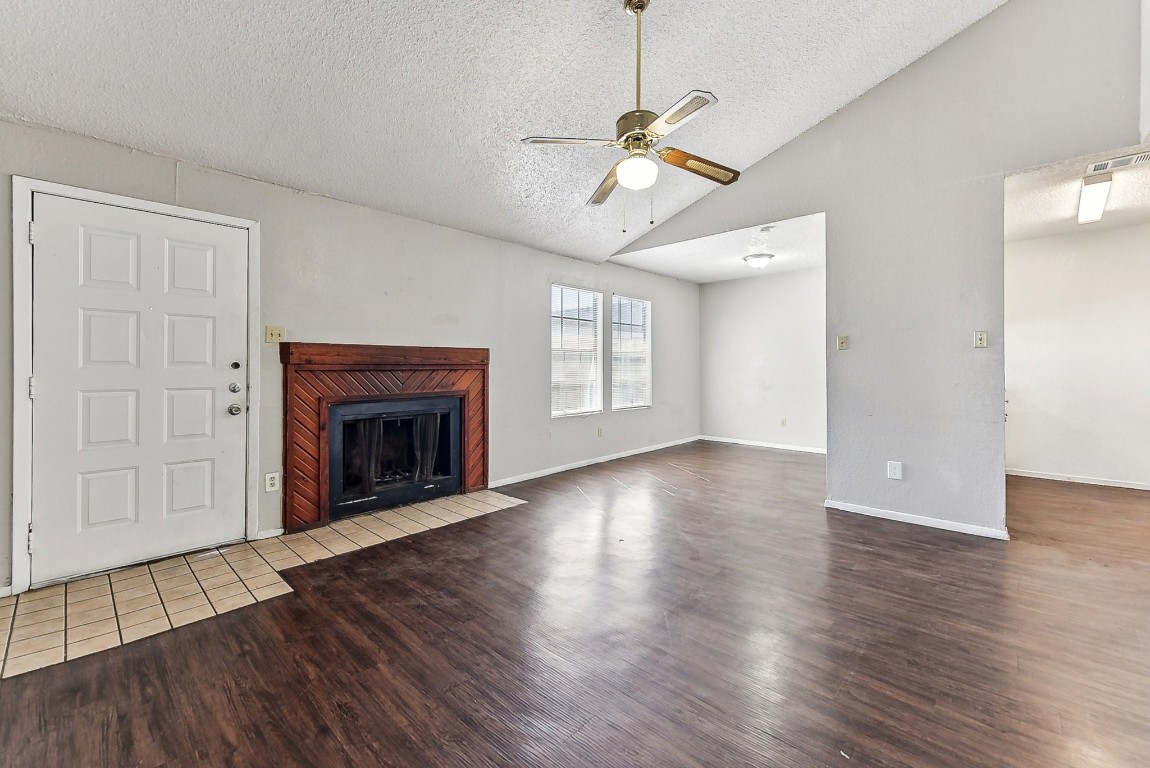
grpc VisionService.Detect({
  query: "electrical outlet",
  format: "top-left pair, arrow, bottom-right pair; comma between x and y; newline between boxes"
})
597,427 -> 603,438
973,331 -> 988,348
887,461 -> 903,480
264,472 -> 281,492
264,325 -> 286,343
837,335 -> 849,351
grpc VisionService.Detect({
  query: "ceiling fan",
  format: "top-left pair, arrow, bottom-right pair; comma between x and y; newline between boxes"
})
521,0 -> 741,206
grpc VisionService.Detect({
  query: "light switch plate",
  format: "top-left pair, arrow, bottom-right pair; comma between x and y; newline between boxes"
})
264,326 -> 286,343
973,331 -> 988,348
836,335 -> 849,351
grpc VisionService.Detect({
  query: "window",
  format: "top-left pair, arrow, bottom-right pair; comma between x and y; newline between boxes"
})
551,284 -> 602,417
612,295 -> 652,409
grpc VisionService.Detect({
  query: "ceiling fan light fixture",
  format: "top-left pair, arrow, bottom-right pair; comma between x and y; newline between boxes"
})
521,0 -> 737,206
616,151 -> 659,190
744,253 -> 774,269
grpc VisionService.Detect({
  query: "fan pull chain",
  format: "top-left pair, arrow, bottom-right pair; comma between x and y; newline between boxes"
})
649,187 -> 654,225
622,192 -> 628,233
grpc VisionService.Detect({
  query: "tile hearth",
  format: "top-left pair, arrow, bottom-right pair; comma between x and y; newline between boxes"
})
0,490 -> 526,679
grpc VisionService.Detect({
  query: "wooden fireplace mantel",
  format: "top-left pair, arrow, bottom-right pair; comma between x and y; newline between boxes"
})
280,342 -> 490,532
280,342 -> 489,368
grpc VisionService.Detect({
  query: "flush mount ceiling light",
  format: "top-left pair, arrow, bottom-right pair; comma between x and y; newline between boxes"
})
1078,173 -> 1112,224
744,253 -> 774,269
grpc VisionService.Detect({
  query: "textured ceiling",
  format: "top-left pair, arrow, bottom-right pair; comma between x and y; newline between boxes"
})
0,1 -> 1007,263
611,211 -> 825,283
1006,141 -> 1150,242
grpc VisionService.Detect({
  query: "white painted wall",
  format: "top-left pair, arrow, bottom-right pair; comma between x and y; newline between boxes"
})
0,119 -> 701,588
1005,224 -> 1150,489
700,268 -> 826,452
620,0 -> 1142,537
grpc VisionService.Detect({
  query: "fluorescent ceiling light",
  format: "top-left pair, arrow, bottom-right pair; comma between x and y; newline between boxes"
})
1078,173 -> 1112,224
744,253 -> 774,269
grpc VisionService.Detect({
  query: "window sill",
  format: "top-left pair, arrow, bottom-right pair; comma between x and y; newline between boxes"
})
611,405 -> 652,412
551,410 -> 604,420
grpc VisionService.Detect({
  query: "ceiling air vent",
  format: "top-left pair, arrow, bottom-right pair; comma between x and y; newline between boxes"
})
1085,151 -> 1150,175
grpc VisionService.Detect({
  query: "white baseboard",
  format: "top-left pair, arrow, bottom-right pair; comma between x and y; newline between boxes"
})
0,585 -> 11,598
490,436 -> 702,488
824,499 -> 1009,540
253,528 -> 285,540
1006,469 -> 1150,492
700,435 -> 827,455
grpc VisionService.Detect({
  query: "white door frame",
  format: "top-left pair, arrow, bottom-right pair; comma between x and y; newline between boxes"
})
10,176 -> 262,595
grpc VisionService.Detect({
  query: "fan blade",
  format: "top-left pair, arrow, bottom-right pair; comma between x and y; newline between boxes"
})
587,161 -> 622,206
657,148 -> 740,185
646,90 -> 718,138
522,137 -> 615,146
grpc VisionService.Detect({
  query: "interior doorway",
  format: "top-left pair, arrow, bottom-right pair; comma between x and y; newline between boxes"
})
613,211 -> 829,457
1003,144 -> 1150,536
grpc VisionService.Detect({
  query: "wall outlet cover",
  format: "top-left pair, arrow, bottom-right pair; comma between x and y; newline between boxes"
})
887,461 -> 903,480
837,335 -> 849,351
264,471 -> 281,492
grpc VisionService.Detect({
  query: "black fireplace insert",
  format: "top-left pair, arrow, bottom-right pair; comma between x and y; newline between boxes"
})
327,396 -> 462,519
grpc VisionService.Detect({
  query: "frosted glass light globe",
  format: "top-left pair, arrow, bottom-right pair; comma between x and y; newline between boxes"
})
744,253 -> 775,269
616,153 -> 658,190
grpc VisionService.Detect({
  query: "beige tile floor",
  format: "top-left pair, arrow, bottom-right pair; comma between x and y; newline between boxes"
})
0,490 -> 526,679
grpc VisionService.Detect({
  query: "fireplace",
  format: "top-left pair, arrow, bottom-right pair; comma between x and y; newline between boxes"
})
280,343 -> 489,532
328,395 -> 461,518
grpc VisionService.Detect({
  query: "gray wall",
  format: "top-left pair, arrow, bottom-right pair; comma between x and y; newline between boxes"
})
700,268 -> 826,452
0,119 -> 701,587
621,0 -> 1142,533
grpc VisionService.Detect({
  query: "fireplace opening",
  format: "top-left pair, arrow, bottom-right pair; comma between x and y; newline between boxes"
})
328,396 -> 462,519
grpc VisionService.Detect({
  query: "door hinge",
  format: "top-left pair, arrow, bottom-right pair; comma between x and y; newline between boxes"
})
27,376 -> 34,400
27,220 -> 34,245
27,524 -> 33,555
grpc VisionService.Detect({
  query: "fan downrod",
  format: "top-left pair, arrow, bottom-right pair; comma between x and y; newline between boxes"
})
623,0 -> 650,14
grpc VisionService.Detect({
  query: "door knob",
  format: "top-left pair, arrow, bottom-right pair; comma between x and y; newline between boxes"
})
227,404 -> 243,416
229,383 -> 242,393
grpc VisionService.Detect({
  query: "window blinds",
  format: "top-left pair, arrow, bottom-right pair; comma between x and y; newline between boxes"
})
551,284 -> 602,417
612,295 -> 652,409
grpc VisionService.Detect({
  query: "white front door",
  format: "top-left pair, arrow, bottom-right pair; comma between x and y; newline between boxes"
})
30,192 -> 249,585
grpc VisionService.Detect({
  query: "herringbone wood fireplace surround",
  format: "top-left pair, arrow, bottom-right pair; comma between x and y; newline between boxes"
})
280,343 -> 489,532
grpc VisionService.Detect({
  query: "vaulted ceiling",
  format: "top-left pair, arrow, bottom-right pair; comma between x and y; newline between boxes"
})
0,1 -> 1007,264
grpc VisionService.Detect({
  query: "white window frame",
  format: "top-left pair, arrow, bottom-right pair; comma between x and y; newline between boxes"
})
610,294 -> 653,411
550,283 -> 603,418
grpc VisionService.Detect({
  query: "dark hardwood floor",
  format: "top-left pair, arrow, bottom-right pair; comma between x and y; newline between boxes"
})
2,443 -> 1148,767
